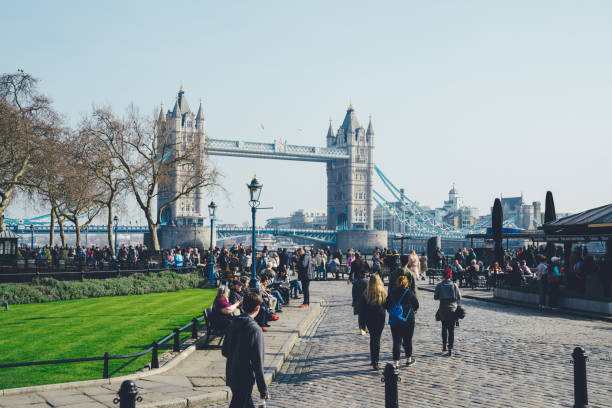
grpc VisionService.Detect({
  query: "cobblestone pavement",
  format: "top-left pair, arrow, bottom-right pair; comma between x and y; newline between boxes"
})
207,281 -> 612,408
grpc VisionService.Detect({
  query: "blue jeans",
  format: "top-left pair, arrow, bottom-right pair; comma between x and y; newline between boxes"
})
291,279 -> 302,297
271,290 -> 284,311
357,312 -> 366,331
317,264 -> 327,280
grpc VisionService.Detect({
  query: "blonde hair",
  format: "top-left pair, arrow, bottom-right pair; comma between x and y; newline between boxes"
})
366,274 -> 387,306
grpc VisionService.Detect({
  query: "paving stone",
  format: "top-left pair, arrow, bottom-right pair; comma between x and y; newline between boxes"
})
202,281 -> 612,408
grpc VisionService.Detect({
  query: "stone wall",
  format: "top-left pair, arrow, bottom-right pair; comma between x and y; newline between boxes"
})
146,225 -> 216,250
335,230 -> 387,253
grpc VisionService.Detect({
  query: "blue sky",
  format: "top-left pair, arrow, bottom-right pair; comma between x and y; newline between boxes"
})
3,1 -> 611,225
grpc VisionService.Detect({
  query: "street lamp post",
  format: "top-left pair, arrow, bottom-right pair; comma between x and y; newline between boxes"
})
247,175 -> 263,290
207,201 -> 217,286
29,225 -> 34,249
113,215 -> 119,258
85,226 -> 89,247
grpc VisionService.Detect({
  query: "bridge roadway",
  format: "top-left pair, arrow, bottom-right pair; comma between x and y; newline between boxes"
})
206,138 -> 349,162
7,224 -> 470,249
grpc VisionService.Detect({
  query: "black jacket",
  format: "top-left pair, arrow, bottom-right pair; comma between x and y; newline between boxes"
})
222,315 -> 268,397
351,277 -> 368,314
385,287 -> 419,324
229,288 -> 243,308
359,295 -> 386,328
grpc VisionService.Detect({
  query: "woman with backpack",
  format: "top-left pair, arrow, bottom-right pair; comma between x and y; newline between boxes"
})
360,274 -> 387,370
385,275 -> 419,367
434,268 -> 461,356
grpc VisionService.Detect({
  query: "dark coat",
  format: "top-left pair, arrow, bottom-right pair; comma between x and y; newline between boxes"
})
385,286 -> 419,325
351,277 -> 368,314
298,253 -> 314,282
360,295 -> 386,331
222,315 -> 268,397
434,279 -> 461,321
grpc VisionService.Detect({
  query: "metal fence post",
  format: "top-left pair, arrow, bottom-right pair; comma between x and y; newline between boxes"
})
191,318 -> 198,339
381,363 -> 400,408
173,328 -> 180,352
572,347 -> 588,408
103,352 -> 110,379
113,380 -> 142,408
151,342 -> 159,369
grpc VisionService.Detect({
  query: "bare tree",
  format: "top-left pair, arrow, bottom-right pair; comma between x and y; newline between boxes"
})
0,71 -> 60,231
82,105 -> 219,251
55,135 -> 105,247
79,109 -> 128,255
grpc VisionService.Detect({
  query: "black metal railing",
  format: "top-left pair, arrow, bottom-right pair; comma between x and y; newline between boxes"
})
0,310 -> 207,379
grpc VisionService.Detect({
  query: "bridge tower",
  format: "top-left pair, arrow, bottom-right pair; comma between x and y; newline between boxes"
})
326,104 -> 375,230
156,83 -> 206,227
152,84 -> 215,250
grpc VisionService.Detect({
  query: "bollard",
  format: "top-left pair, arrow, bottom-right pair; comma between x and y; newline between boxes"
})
173,328 -> 180,352
113,380 -> 143,408
572,347 -> 588,408
381,363 -> 400,408
103,352 -> 110,379
191,318 -> 198,339
151,342 -> 159,369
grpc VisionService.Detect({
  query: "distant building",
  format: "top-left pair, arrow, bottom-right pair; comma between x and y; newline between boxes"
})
266,210 -> 327,230
498,194 -> 542,230
373,184 -> 479,233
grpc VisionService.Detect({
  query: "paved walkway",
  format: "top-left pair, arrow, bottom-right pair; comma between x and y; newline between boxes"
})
206,281 -> 611,408
0,296 -> 322,408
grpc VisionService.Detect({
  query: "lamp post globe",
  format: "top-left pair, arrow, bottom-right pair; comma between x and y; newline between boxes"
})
113,215 -> 119,258
207,201 -> 217,286
247,175 -> 262,290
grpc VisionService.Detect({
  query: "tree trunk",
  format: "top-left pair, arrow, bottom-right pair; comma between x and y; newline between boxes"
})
107,205 -> 115,256
149,221 -> 160,251
49,208 -> 56,246
74,218 -> 81,247
57,215 -> 66,248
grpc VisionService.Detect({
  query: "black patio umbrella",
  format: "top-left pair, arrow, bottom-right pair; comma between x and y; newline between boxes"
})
544,191 -> 557,259
492,198 -> 504,265
544,191 -> 557,223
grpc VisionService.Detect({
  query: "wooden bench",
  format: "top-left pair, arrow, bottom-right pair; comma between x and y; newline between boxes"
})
427,269 -> 444,285
202,306 -> 226,347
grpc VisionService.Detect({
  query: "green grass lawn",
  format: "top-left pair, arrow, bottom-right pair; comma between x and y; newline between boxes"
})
0,288 -> 216,389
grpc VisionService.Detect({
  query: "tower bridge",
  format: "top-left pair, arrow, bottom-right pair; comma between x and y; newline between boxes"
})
8,85 -> 491,251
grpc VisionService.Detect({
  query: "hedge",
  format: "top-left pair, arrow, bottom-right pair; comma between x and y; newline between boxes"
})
0,271 -> 207,305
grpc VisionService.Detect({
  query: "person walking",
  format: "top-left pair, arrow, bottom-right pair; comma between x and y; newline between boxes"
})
388,255 -> 418,300
434,268 -> 461,356
297,247 -> 314,307
222,292 -> 269,407
385,275 -> 419,367
361,274 -> 387,370
548,257 -> 563,309
352,268 -> 368,335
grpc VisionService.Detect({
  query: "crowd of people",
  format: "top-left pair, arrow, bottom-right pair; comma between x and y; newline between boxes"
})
443,245 -> 612,307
